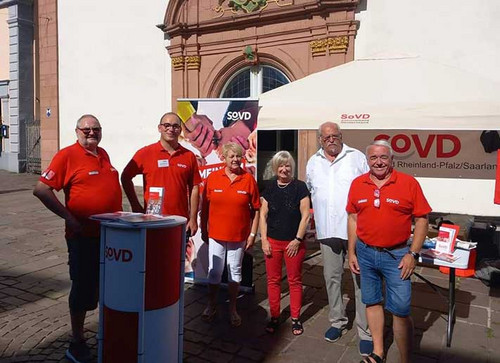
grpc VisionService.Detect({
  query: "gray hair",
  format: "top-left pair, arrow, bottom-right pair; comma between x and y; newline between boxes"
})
366,139 -> 393,157
76,114 -> 99,128
317,121 -> 341,137
263,150 -> 296,180
222,142 -> 243,158
271,150 -> 295,176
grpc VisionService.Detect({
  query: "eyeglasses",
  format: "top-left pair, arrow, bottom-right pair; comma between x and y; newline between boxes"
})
374,189 -> 380,208
321,134 -> 342,142
77,127 -> 102,135
159,123 -> 181,131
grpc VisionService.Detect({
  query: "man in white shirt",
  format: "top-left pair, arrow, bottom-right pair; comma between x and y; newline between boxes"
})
306,122 -> 372,356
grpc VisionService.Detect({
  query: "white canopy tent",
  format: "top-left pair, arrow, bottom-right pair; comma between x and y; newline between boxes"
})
258,56 -> 500,216
258,55 -> 500,131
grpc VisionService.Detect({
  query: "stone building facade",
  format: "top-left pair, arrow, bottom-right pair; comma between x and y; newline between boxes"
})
162,0 -> 360,177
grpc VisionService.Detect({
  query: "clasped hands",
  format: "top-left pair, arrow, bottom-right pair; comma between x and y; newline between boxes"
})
183,113 -> 251,158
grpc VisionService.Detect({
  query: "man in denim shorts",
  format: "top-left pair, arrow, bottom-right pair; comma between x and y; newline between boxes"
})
346,140 -> 431,363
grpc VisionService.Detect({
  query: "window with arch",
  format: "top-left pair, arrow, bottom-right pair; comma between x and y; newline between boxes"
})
220,65 -> 290,98
220,65 -> 296,190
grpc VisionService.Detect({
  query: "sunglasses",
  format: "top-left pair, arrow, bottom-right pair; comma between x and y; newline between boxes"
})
77,127 -> 102,135
374,189 -> 380,208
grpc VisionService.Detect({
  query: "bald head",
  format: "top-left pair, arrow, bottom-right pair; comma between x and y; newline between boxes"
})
76,114 -> 99,128
160,112 -> 182,125
75,114 -> 102,152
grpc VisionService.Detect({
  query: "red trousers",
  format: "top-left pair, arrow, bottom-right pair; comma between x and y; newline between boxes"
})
265,237 -> 306,319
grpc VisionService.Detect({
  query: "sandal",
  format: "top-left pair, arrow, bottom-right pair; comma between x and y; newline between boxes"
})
265,317 -> 280,334
230,312 -> 242,327
291,318 -> 303,336
201,306 -> 216,322
360,352 -> 385,363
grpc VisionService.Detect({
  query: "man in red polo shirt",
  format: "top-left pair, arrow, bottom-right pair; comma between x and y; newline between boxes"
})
33,114 -> 122,363
346,140 -> 431,363
121,112 -> 201,235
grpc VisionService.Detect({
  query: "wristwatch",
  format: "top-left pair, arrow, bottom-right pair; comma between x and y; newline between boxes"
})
408,251 -> 420,261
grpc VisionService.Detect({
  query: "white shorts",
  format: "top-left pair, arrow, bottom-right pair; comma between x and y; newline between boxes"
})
207,238 -> 246,284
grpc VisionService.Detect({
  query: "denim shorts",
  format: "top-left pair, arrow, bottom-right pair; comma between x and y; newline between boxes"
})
66,237 -> 100,312
356,239 -> 411,317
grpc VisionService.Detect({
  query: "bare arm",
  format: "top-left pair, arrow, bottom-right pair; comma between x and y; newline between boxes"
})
33,181 -> 81,233
347,212 -> 360,274
259,198 -> 271,256
120,172 -> 144,213
410,216 -> 429,253
246,209 -> 260,250
286,196 -> 311,257
399,215 -> 429,279
187,184 -> 199,236
296,196 -> 311,241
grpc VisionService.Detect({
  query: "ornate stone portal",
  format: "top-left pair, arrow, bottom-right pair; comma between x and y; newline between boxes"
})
213,0 -> 292,17
162,0 -> 359,177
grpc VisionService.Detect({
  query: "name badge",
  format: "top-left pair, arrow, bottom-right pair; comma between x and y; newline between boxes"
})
158,159 -> 169,168
89,171 -> 99,175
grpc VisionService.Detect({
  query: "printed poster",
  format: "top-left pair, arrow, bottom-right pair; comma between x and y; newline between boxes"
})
177,98 -> 259,289
342,130 -> 497,179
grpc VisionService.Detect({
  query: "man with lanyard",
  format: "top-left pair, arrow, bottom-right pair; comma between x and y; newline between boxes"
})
347,140 -> 431,363
121,112 -> 201,236
34,114 -> 122,363
306,122 -> 372,355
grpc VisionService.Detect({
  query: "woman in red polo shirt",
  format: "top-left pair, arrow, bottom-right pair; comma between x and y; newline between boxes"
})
260,151 -> 310,336
200,142 -> 261,327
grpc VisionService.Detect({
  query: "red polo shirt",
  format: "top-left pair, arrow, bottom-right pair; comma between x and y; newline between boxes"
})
202,168 -> 261,242
346,170 -> 432,248
495,151 -> 500,204
121,142 -> 201,218
40,142 -> 122,238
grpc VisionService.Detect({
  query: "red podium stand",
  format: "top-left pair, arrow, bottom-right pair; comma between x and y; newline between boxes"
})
96,215 -> 187,363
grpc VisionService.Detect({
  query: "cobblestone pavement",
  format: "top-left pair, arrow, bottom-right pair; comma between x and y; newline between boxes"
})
1,170 -> 500,362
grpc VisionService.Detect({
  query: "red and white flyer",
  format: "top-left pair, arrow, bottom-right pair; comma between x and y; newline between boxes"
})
435,224 -> 460,254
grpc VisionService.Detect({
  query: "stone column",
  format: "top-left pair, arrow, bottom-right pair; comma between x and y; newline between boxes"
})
6,0 -> 34,172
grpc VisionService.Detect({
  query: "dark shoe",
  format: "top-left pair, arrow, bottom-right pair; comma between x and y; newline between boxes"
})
201,306 -> 217,322
265,317 -> 280,334
360,352 -> 385,363
324,326 -> 343,342
359,339 -> 374,357
291,318 -> 303,336
65,340 -> 92,363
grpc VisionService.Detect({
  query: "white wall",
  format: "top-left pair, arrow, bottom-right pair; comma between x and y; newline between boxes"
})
355,0 -> 500,82
58,0 -> 171,177
0,8 -> 9,80
355,0 -> 500,216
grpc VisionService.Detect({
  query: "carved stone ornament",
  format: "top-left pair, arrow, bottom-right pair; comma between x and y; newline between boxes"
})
185,56 -> 201,70
244,45 -> 259,65
213,0 -> 292,18
310,36 -> 349,57
171,56 -> 185,70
